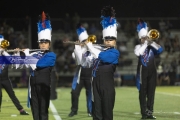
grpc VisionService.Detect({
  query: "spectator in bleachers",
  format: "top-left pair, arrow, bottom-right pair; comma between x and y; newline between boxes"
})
56,54 -> 65,72
158,19 -> 166,34
172,35 -> 180,52
63,13 -> 71,33
124,20 -> 131,37
114,71 -> 122,87
177,55 -> 180,81
89,23 -> 97,34
82,22 -> 89,30
169,67 -> 177,86
164,38 -> 171,53
72,12 -> 80,31
157,36 -> 165,49
171,57 -> 177,72
116,20 -> 121,32
166,20 -> 173,31
118,42 -> 127,55
65,51 -> 76,73
157,68 -> 170,85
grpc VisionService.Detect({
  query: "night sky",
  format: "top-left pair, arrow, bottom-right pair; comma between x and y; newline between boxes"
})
0,0 -> 180,18
0,0 -> 180,48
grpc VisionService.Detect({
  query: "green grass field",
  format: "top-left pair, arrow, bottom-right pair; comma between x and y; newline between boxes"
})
1,86 -> 180,120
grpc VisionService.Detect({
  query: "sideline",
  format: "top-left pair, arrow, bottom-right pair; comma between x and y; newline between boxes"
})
156,92 -> 180,97
50,100 -> 62,120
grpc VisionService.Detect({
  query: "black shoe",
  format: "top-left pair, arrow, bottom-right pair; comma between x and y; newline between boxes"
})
147,115 -> 156,119
20,110 -> 29,115
88,113 -> 92,117
141,115 -> 147,119
141,115 -> 156,119
68,111 -> 77,117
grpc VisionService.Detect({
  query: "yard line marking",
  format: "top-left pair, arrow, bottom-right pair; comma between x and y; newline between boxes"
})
134,112 -> 180,114
156,92 -> 180,97
11,114 -> 17,117
50,100 -> 62,120
174,112 -> 180,114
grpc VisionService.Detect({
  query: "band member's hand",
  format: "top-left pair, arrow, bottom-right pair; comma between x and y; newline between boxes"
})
84,39 -> 89,45
13,48 -> 20,54
76,40 -> 80,43
0,48 -> 4,52
144,40 -> 148,45
23,48 -> 30,55
0,48 -> 4,55
15,48 -> 20,51
147,40 -> 153,45
145,39 -> 153,45
21,48 -> 28,52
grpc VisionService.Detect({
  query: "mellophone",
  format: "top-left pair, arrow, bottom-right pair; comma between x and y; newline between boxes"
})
63,35 -> 115,48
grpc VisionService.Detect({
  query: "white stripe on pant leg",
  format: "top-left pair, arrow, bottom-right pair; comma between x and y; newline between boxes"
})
50,100 -> 62,120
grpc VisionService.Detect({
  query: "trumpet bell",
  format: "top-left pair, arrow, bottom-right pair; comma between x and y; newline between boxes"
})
88,35 -> 97,43
147,29 -> 160,40
0,39 -> 10,49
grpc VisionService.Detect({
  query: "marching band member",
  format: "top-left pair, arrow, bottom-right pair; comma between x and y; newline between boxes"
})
22,11 -> 56,120
134,18 -> 163,119
85,6 -> 120,120
68,24 -> 93,117
0,35 -> 29,115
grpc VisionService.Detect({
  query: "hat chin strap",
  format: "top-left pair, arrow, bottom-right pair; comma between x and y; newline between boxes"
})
104,36 -> 116,40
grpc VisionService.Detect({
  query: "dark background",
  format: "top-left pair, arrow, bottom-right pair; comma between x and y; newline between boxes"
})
0,0 -> 180,18
0,0 -> 180,48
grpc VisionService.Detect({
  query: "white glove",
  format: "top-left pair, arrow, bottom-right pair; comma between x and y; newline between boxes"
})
144,40 -> 152,45
0,47 -> 4,50
144,40 -> 148,45
0,48 -> 4,54
23,49 -> 30,56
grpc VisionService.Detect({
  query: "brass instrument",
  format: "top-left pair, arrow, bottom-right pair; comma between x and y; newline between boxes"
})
6,49 -> 48,52
87,35 -> 96,43
0,39 -> 47,52
0,39 -> 10,49
147,29 -> 160,40
63,35 -> 97,44
63,35 -> 115,47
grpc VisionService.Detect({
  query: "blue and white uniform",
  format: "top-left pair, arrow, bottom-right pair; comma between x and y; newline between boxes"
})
86,42 -> 120,120
71,44 -> 94,114
23,49 -> 56,104
134,40 -> 163,116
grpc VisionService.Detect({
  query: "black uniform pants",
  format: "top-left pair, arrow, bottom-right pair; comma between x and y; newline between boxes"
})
71,68 -> 92,113
50,70 -> 57,100
92,70 -> 115,120
139,67 -> 157,116
1,79 -> 23,110
0,83 -> 2,111
30,83 -> 50,120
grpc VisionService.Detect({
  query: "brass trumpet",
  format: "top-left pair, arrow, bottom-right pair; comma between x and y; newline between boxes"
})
147,29 -> 160,40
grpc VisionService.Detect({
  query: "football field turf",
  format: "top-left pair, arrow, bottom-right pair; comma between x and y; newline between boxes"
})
1,86 -> 180,120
